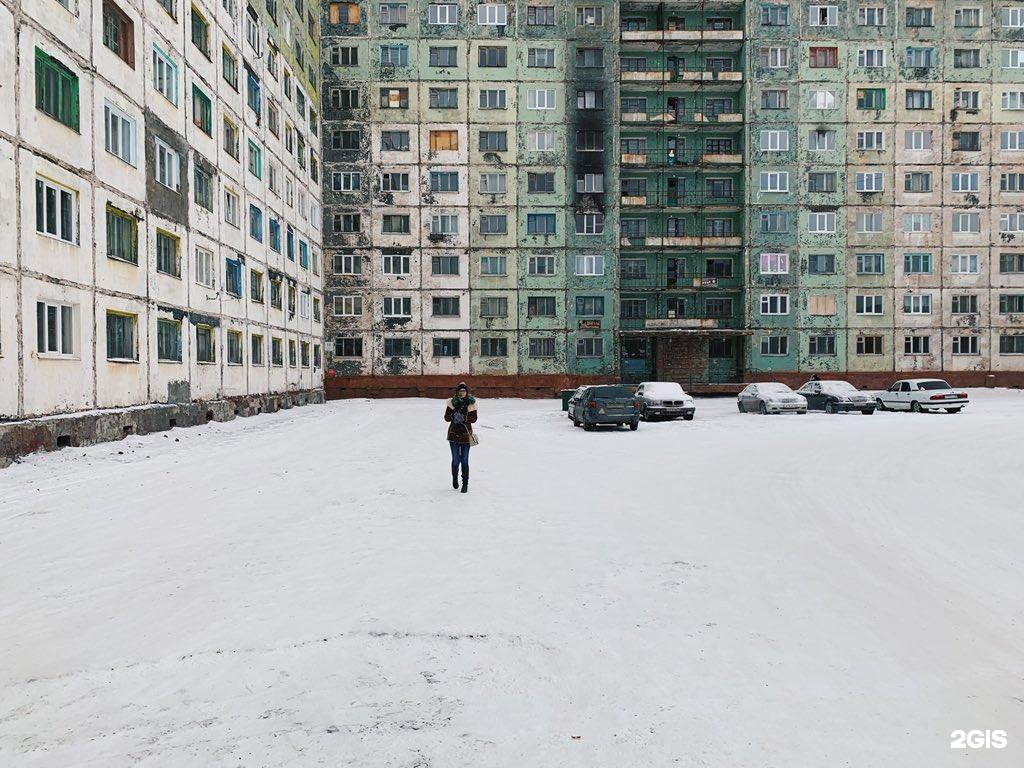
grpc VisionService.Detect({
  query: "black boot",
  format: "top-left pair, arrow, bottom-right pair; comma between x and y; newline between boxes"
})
452,468 -> 459,489
461,471 -> 468,493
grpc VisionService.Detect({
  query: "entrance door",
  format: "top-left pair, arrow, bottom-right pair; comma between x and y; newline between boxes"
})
621,338 -> 653,383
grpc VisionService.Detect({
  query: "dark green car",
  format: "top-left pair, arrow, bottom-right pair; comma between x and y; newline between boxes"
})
572,386 -> 641,431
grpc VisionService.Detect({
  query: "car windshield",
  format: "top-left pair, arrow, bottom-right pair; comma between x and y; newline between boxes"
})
918,380 -> 953,390
641,382 -> 685,398
590,386 -> 636,399
819,381 -> 857,394
758,383 -> 793,394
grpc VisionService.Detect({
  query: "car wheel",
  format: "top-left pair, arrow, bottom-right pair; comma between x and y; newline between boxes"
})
629,420 -> 639,431
825,401 -> 835,414
683,414 -> 694,421
911,400 -> 922,413
573,415 -> 581,428
641,405 -> 649,422
946,407 -> 962,414
798,410 -> 807,415
737,401 -> 744,412
862,409 -> 874,415
583,421 -> 594,431
758,402 -> 767,415
876,398 -> 886,411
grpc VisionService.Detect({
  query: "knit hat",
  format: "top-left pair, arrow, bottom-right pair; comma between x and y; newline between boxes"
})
455,381 -> 469,392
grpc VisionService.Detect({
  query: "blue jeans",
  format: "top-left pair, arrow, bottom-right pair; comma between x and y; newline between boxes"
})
450,442 -> 470,476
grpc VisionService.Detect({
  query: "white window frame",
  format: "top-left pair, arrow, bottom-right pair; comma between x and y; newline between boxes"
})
36,300 -> 75,357
858,6 -> 886,25
855,172 -> 885,193
224,188 -> 240,226
759,293 -> 790,315
1003,7 -> 1024,27
858,48 -> 886,68
195,246 -> 215,288
856,295 -> 884,315
427,2 -> 458,24
527,88 -> 556,110
905,130 -> 932,150
574,254 -> 605,276
528,130 -> 555,151
809,5 -> 838,26
1001,213 -> 1024,233
479,172 -> 507,194
903,294 -> 933,314
154,137 -> 181,191
760,129 -> 790,151
382,253 -> 411,275
808,212 -> 837,233
1002,130 -> 1024,150
856,130 -> 885,151
759,252 -> 789,275
103,101 -> 138,166
153,45 -> 179,105
576,173 -> 604,193
1002,48 -> 1024,68
951,172 -> 979,193
476,3 -> 507,25
759,171 -> 789,193
807,89 -> 836,110
382,296 -> 412,317
953,212 -> 981,233
333,295 -> 363,316
1001,91 -> 1024,111
903,213 -> 932,232
430,214 -> 459,234
951,253 -> 979,274
35,176 -> 78,244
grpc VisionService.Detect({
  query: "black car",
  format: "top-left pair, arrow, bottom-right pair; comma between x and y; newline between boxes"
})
796,380 -> 875,414
573,386 -> 641,431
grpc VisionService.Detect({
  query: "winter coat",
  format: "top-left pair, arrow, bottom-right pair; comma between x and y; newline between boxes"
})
444,396 -> 478,444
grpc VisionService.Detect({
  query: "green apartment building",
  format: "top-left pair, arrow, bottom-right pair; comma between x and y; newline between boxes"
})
322,0 -> 1024,393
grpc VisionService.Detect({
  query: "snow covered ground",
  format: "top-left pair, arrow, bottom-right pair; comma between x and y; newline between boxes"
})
1,390 -> 1023,767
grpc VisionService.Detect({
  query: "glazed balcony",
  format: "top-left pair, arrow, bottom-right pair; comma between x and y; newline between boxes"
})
620,29 -> 743,43
619,234 -> 742,249
619,267 -> 742,292
618,149 -> 743,167
620,69 -> 743,86
619,109 -> 744,126
619,191 -> 742,209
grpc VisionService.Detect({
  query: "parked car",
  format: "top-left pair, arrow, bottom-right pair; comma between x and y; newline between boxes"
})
573,386 -> 641,431
875,379 -> 969,413
737,383 -> 808,414
635,381 -> 696,421
566,386 -> 589,421
796,380 -> 875,414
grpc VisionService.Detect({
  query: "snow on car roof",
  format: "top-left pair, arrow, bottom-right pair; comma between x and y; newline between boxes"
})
817,380 -> 857,392
755,383 -> 793,392
640,382 -> 687,396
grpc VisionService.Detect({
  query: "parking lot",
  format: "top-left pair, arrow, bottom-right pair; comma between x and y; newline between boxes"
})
2,389 -> 1022,766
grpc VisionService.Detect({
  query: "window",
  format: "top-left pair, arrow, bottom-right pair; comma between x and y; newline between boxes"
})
1003,91 -> 1024,111
248,204 -> 263,242
1000,335 -> 1024,354
102,1 -> 135,67
809,335 -> 836,356
479,89 -> 506,110
575,254 -> 604,276
759,172 -> 789,193
576,130 -> 604,151
856,88 -> 886,110
954,6 -> 982,26
528,172 -> 555,193
527,213 -> 557,235
575,6 -> 603,25
528,5 -> 556,25
761,90 -> 789,110
905,89 -> 933,110
903,294 -> 933,314
223,329 -> 242,365
333,171 -> 362,192
153,138 -> 180,192
809,4 -> 838,25
1002,131 -> 1024,150
759,253 -> 789,274
528,48 -> 555,68
576,48 -> 603,67
105,311 -> 137,361
953,212 -> 981,233
429,255 -> 458,276
999,294 -> 1024,314
575,213 -> 604,234
334,295 -> 364,317
479,173 -> 506,195
528,255 -> 555,276
856,336 -> 883,355
246,140 -> 262,179
808,212 -> 837,233
1002,213 -> 1024,233
904,335 -> 931,355
904,172 -> 932,193
35,177 -> 77,244
857,252 -> 884,274
431,214 -> 459,234
225,258 -> 243,297
384,338 -> 412,357
334,213 -> 361,233
905,130 -> 933,151
856,172 -> 885,193
430,88 -> 458,109
761,4 -> 790,25
858,6 -> 886,25
427,3 -> 458,23
760,130 -> 789,152
528,337 -> 555,358
952,335 -> 979,355
951,173 -> 979,193
760,212 -> 789,233
1003,49 -> 1024,68
224,188 -> 239,227
857,131 -> 885,151
480,214 -> 507,234
808,254 -> 836,275
429,130 -> 458,151
761,47 -> 791,68
379,3 -> 409,24
190,5 -> 210,57
328,1 -> 360,22
809,47 -> 838,68
35,301 -> 74,356
576,90 -> 603,109
102,101 -> 137,166
478,296 -> 508,318
809,129 -> 837,152
380,44 -> 409,67
156,230 -> 180,277
950,253 -> 979,274
855,295 -> 884,314
903,213 -> 931,232
954,49 -> 982,70
433,337 -> 460,357
154,318 -> 182,362
955,131 -> 982,151
527,296 -> 556,316
906,6 -> 933,26
855,212 -> 884,233
760,293 -> 789,315
382,296 -> 411,317
760,335 -> 788,356
382,215 -> 410,234
858,48 -> 886,68
380,87 -> 409,109
381,131 -> 410,151
429,46 -> 457,68
906,47 -> 935,68
1003,7 -> 1024,27
35,48 -> 80,130
951,294 -> 978,315
1001,253 -> 1024,273
808,90 -> 836,110
575,338 -> 603,358
223,117 -> 239,159
527,89 -> 556,110
476,3 -> 507,24
194,324 -> 214,363
1003,173 -> 1024,192
382,252 -> 410,274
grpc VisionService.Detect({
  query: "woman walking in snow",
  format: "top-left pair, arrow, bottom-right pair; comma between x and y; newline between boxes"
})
445,382 -> 477,493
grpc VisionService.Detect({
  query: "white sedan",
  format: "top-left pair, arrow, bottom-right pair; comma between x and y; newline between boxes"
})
737,383 -> 808,415
875,379 -> 969,413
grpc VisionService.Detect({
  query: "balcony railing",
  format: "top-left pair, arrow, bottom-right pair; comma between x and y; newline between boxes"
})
619,234 -> 742,248
620,69 -> 743,84
619,268 -> 741,290
618,150 -> 743,167
619,192 -> 742,208
620,109 -> 743,125
620,29 -> 744,43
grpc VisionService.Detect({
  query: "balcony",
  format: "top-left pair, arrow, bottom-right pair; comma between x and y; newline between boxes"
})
620,69 -> 743,85
619,109 -> 743,126
619,235 -> 742,249
619,192 -> 742,209
619,268 -> 741,291
620,29 -> 743,43
618,150 -> 744,168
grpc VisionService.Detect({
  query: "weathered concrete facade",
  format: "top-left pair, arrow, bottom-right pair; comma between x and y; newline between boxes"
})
321,0 -> 619,384
745,0 -> 1024,382
0,0 -> 324,428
